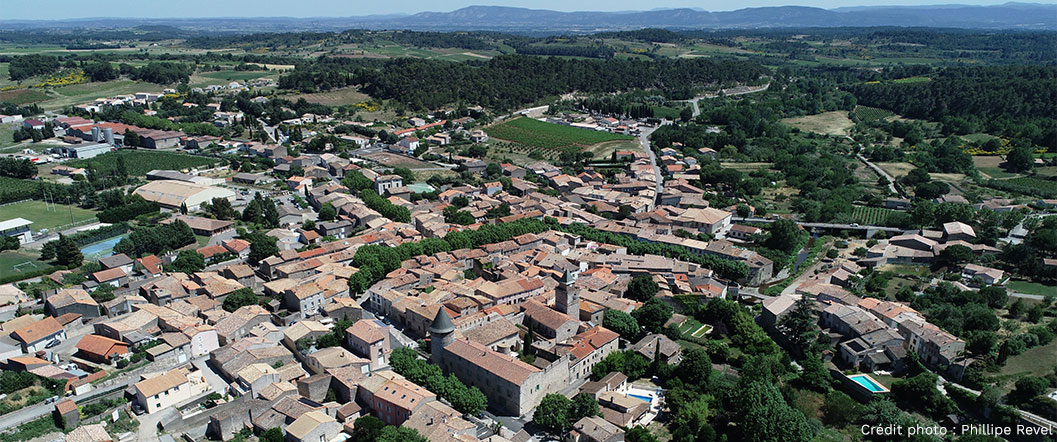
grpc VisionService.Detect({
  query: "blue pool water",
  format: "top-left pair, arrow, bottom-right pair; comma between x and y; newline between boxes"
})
629,394 -> 652,403
849,375 -> 885,393
80,235 -> 127,259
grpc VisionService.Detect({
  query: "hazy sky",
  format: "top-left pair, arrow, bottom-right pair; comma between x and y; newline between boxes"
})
4,0 -> 1054,20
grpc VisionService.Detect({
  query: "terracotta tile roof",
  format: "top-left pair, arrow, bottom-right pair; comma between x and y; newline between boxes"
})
347,319 -> 386,344
55,399 -> 77,414
138,255 -> 163,274
92,267 -> 126,283
76,334 -> 128,358
444,338 -> 540,385
12,317 -> 63,344
134,369 -> 188,398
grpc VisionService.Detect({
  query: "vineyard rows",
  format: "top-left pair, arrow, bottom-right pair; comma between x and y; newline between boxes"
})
852,205 -> 894,225
852,105 -> 895,123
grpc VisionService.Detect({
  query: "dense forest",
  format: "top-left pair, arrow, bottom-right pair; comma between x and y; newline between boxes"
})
848,66 -> 1057,147
279,55 -> 768,110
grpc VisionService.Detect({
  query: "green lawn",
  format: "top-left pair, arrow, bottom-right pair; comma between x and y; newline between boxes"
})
1006,280 -> 1056,297
0,125 -> 19,153
0,200 -> 97,232
0,250 -> 43,277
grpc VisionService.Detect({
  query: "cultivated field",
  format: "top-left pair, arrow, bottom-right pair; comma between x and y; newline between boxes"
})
487,117 -> 633,149
0,88 -> 51,105
0,200 -> 97,232
851,205 -> 894,225
781,111 -> 855,136
851,105 -> 895,123
67,150 -> 218,176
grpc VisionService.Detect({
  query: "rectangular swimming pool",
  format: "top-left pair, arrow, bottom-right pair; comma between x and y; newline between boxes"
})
849,375 -> 886,393
629,393 -> 652,403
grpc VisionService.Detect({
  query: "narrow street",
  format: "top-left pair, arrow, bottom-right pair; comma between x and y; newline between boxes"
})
638,125 -> 664,204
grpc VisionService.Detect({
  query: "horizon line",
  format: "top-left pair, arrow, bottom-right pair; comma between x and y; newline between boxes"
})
1,1 -> 1054,22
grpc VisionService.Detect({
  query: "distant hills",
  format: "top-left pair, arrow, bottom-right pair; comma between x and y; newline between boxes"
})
1,2 -> 1054,33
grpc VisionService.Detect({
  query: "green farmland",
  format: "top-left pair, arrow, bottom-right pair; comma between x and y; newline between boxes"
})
68,150 -> 218,176
851,206 -> 894,225
485,117 -> 633,150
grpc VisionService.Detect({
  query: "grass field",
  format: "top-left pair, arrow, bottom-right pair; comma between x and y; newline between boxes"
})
38,80 -> 154,110
0,200 -> 97,232
286,87 -> 372,106
68,150 -> 218,176
0,250 -> 43,277
1000,340 -> 1057,379
0,125 -> 20,152
851,206 -> 894,225
0,89 -> 51,105
581,140 -> 641,161
360,152 -> 436,170
199,70 -> 272,81
781,111 -> 854,136
486,117 -> 632,150
876,162 -> 916,179
1006,280 -> 1056,297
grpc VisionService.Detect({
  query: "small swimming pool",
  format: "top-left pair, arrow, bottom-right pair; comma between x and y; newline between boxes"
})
628,393 -> 652,403
849,375 -> 886,393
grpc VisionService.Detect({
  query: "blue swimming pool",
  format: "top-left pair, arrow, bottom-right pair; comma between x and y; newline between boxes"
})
629,394 -> 652,403
849,375 -> 886,393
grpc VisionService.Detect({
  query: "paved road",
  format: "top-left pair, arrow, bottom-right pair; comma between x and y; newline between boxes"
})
936,378 -> 1057,432
683,83 -> 771,118
637,125 -> 664,205
733,216 -> 906,234
856,152 -> 901,196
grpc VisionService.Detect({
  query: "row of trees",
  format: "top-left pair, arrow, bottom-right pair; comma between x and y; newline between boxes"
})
0,157 -> 36,179
112,220 -> 196,258
389,347 -> 487,415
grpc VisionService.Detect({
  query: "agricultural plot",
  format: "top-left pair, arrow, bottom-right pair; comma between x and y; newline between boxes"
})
0,88 -> 51,105
484,117 -> 633,159
852,105 -> 895,123
37,79 -> 149,110
851,206 -> 894,226
0,176 -> 49,203
1001,177 -> 1057,196
68,150 -> 218,176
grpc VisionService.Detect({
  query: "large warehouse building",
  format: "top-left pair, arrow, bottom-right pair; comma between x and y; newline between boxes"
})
132,180 -> 236,212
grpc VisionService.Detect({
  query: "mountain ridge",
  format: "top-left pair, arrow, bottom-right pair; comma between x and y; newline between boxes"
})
0,3 -> 1053,32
